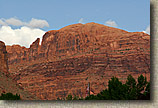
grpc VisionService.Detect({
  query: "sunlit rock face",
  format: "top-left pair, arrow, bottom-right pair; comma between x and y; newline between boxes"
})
6,23 -> 150,100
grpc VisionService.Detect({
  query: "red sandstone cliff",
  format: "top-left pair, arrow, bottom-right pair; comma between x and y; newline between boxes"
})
6,23 -> 150,65
0,41 -> 38,100
0,41 -> 9,76
6,23 -> 150,100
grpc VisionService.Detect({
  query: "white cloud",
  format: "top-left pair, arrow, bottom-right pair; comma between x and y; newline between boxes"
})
142,25 -> 150,35
0,18 -> 49,28
0,19 -> 7,26
27,18 -> 49,28
5,18 -> 24,26
105,20 -> 118,27
0,26 -> 45,48
78,18 -> 84,23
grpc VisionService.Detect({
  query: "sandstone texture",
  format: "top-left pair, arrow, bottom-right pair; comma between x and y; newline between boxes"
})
0,41 -> 38,100
0,41 -> 8,76
6,23 -> 150,100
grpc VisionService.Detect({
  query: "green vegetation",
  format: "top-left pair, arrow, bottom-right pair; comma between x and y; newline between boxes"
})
0,93 -> 21,100
57,74 -> 150,100
57,94 -> 84,100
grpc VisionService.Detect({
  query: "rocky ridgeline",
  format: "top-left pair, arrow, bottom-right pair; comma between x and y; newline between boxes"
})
6,23 -> 130,64
6,23 -> 150,100
6,23 -> 150,65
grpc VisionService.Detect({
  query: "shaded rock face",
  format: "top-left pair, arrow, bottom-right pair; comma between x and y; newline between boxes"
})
29,38 -> 40,61
6,23 -> 150,100
0,41 -> 38,100
0,41 -> 9,75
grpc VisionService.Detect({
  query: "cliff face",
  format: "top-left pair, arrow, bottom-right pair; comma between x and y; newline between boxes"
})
0,41 -> 9,75
0,41 -> 38,100
29,38 -> 40,61
6,23 -> 150,100
5,23 -> 127,64
7,23 -> 150,65
6,45 -> 29,64
6,23 -> 150,65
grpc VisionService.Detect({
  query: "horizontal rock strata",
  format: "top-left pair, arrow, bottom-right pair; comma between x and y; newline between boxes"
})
6,23 -> 150,100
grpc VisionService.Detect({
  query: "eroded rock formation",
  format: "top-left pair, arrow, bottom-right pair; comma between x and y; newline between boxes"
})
6,23 -> 150,100
0,41 -> 38,100
0,41 -> 9,76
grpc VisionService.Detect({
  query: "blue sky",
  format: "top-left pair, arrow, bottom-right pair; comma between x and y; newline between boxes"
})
0,0 -> 150,31
0,0 -> 150,47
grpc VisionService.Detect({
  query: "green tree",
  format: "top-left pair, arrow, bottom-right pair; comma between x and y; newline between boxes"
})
96,89 -> 111,100
85,94 -> 98,100
125,74 -> 137,99
58,74 -> 150,100
73,95 -> 79,100
0,93 -> 20,100
143,82 -> 150,100
57,97 -> 62,100
66,94 -> 73,100
136,74 -> 147,99
108,77 -> 128,100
